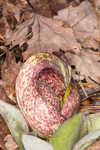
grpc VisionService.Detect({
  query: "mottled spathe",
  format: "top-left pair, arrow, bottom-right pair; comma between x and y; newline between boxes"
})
16,52 -> 80,138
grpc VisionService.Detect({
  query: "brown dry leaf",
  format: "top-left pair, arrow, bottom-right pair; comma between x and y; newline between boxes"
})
2,1 -> 100,84
66,50 -> 100,83
5,1 -> 100,60
81,37 -> 100,50
0,112 -> 10,150
6,13 -> 81,60
93,0 -> 100,14
1,52 -> 21,86
54,0 -> 100,42
0,86 -> 10,102
1,52 -> 21,103
0,115 -> 10,139
5,0 -> 100,85
0,114 -> 10,139
0,138 -> 8,150
4,134 -> 18,150
4,87 -> 16,103
0,1 -> 18,39
86,139 -> 100,150
1,0 -> 100,49
81,98 -> 90,105
0,0 -> 32,39
27,0 -> 68,17
52,0 -> 100,84
80,104 -> 100,113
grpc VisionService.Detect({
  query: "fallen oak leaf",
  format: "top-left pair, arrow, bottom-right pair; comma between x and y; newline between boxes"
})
1,51 -> 21,103
0,0 -> 33,40
66,50 -> 100,83
0,137 -> 8,150
4,87 -> 16,103
0,33 -> 5,41
4,134 -> 18,150
85,139 -> 100,150
5,13 -> 81,60
54,1 -> 100,43
0,86 -> 10,103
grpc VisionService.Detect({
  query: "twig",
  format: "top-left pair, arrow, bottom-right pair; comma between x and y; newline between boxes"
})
88,76 -> 100,86
80,87 -> 100,102
26,0 -> 37,12
79,81 -> 88,98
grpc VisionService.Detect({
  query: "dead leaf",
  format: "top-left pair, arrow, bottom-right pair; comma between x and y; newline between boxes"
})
5,0 -> 100,61
6,13 -> 81,60
1,52 -> 21,85
54,1 -> 100,42
81,37 -> 99,50
0,114 -> 10,138
0,86 -> 10,102
66,50 -> 100,83
0,0 -> 33,39
93,0 -> 100,10
4,135 -> 18,150
1,52 -> 21,102
0,137 -> 8,150
0,115 -> 10,150
86,139 -> 100,150
27,0 -> 68,17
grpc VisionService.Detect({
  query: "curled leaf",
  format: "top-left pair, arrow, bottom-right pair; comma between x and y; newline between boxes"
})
49,113 -> 83,150
73,130 -> 100,150
0,100 -> 29,150
16,52 -> 80,138
22,134 -> 54,150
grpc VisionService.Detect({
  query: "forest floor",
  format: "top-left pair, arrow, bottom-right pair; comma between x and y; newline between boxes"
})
0,0 -> 100,149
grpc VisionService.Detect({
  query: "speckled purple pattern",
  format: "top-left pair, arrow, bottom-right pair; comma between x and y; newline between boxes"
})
16,53 -> 80,138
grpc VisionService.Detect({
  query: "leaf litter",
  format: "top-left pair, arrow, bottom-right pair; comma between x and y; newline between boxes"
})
0,0 -> 100,149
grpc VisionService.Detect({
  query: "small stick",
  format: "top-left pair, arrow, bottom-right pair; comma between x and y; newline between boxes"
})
80,87 -> 100,102
79,81 -> 88,98
26,0 -> 37,12
88,76 -> 100,86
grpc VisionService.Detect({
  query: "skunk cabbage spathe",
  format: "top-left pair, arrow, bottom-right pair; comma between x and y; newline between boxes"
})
16,52 -> 80,138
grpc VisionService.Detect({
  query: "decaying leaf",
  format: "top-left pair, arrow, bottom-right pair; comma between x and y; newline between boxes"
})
0,86 -> 10,102
85,139 -> 100,150
0,0 -> 33,40
54,1 -> 100,42
0,137 -> 8,150
1,52 -> 21,102
5,13 -> 81,60
4,134 -> 18,150
4,0 -> 100,85
66,51 -> 100,83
